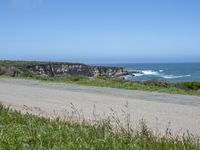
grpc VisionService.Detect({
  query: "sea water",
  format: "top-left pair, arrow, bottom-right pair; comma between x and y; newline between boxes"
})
103,63 -> 200,83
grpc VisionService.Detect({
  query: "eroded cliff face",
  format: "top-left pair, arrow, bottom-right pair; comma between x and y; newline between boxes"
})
0,66 -> 20,77
89,66 -> 128,77
27,63 -> 128,78
27,63 -> 90,77
0,61 -> 130,78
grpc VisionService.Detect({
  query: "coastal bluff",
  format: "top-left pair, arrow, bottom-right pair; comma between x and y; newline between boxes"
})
27,63 -> 129,78
0,61 -> 129,78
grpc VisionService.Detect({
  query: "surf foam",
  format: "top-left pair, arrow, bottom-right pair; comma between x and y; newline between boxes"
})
130,70 -> 191,80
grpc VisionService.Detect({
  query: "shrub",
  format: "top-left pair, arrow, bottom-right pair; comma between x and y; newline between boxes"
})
176,82 -> 200,90
69,76 -> 87,82
143,79 -> 171,88
18,67 -> 33,77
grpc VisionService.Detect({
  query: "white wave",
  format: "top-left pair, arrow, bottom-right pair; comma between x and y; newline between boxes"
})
131,70 -> 160,77
141,70 -> 159,75
160,74 -> 191,79
124,75 -> 135,80
128,69 -> 191,80
132,73 -> 144,77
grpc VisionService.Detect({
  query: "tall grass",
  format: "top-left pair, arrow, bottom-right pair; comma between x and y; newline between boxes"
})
0,104 -> 199,149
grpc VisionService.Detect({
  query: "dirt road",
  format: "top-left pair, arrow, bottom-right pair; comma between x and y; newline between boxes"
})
0,78 -> 199,135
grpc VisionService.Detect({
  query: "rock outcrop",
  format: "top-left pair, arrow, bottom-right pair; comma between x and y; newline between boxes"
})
0,66 -> 21,77
27,63 -> 129,78
0,61 -> 130,78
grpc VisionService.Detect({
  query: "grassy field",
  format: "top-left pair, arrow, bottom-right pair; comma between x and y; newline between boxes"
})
0,104 -> 199,150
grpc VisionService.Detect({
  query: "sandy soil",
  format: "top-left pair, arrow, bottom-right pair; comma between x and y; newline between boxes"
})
0,78 -> 200,135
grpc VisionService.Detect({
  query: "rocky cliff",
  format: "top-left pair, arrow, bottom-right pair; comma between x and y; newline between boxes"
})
27,63 -> 129,78
0,61 -> 130,78
0,66 -> 20,77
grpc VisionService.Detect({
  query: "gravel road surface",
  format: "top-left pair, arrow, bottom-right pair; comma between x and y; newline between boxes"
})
0,78 -> 199,135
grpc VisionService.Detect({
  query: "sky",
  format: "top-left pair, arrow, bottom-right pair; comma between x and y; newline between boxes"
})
0,0 -> 200,64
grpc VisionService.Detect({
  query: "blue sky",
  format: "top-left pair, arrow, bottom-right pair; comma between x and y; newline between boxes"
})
0,0 -> 200,63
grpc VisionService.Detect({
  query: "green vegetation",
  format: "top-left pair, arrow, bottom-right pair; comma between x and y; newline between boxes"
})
17,67 -> 33,77
22,75 -> 200,96
0,61 -> 200,149
176,82 -> 200,91
0,60 -> 45,67
1,60 -> 200,96
0,60 -> 82,67
0,104 -> 199,149
2,74 -> 200,96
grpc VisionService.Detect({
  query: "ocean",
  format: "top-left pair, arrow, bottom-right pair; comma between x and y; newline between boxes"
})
102,63 -> 200,83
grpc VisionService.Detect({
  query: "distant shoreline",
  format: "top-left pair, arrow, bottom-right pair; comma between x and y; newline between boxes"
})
101,62 -> 200,83
1,60 -> 200,96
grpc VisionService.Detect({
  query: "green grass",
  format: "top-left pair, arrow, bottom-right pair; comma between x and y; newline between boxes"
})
1,60 -> 200,96
0,60 -> 45,67
0,60 -> 84,67
0,104 -> 199,150
20,75 -> 200,96
1,72 -> 200,96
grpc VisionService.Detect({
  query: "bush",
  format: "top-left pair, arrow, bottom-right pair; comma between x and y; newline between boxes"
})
69,76 -> 87,82
176,82 -> 200,90
18,67 -> 33,77
143,79 -> 171,88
